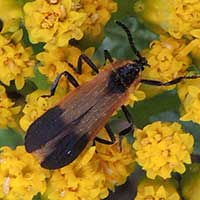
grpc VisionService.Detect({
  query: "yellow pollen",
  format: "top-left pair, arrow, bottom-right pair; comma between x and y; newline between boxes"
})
145,196 -> 154,200
0,47 -> 4,55
41,12 -> 58,29
26,185 -> 33,191
4,58 -> 15,70
71,2 -> 82,10
60,190 -> 65,197
59,5 -> 67,21
141,138 -> 149,145
181,145 -> 186,150
165,136 -> 173,141
169,163 -> 175,169
3,177 -> 10,195
91,13 -> 99,23
162,150 -> 169,157
25,60 -> 35,67
14,53 -> 22,59
46,0 -> 59,4
154,134 -> 162,141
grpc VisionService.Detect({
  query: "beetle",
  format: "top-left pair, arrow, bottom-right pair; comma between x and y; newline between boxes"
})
25,21 -> 199,169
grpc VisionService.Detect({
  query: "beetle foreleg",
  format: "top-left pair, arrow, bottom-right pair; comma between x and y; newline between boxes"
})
67,54 -> 99,74
43,71 -> 79,97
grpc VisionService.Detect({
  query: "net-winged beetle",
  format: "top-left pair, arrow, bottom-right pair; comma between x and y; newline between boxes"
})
25,21 -> 200,169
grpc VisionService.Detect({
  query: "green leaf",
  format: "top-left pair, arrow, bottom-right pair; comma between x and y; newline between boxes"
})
21,24 -> 45,54
32,193 -> 43,200
180,121 -> 200,156
131,89 -> 180,128
30,66 -> 50,90
0,128 -> 23,148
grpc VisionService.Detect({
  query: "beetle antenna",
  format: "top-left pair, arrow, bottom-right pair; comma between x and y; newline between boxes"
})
115,21 -> 142,60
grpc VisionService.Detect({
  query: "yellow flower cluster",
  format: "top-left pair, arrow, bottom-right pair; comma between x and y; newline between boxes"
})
0,136 -> 134,200
141,35 -> 200,96
37,46 -> 95,89
133,0 -> 200,95
45,136 -> 135,200
20,89 -> 65,131
0,30 -> 35,89
178,79 -> 200,124
142,36 -> 197,85
73,0 -> 117,37
142,36 -> 191,83
23,0 -> 117,47
0,85 -> 21,129
0,146 -> 49,200
23,0 -> 86,48
133,0 -> 200,39
135,178 -> 181,200
133,121 -> 194,179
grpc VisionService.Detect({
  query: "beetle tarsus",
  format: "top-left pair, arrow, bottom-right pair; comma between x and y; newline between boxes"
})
94,123 -> 116,145
104,49 -> 113,64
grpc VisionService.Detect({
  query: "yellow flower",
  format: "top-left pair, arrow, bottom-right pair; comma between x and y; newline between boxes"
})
37,45 -> 95,89
0,30 -> 35,89
135,178 -> 181,200
23,0 -> 86,48
178,79 -> 200,124
0,146 -> 49,200
19,89 -> 65,131
72,0 -> 117,37
94,129 -> 135,190
133,0 -> 200,39
0,85 -> 21,129
133,121 -> 194,179
143,35 -> 192,81
0,0 -> 22,33
141,35 -> 193,96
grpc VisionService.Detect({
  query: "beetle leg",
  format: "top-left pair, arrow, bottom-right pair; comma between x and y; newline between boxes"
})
118,105 -> 135,151
67,54 -> 99,74
94,123 -> 116,145
104,49 -> 113,64
0,19 -> 3,32
43,71 -> 79,98
94,106 -> 135,149
141,75 -> 200,86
